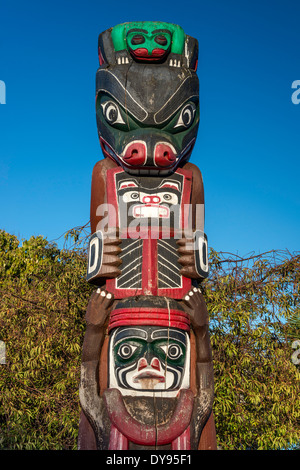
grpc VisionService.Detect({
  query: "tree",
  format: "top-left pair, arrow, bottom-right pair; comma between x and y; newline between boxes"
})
0,230 -> 91,449
0,229 -> 299,449
205,249 -> 300,449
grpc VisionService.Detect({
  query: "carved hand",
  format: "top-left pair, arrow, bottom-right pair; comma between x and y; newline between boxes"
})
100,231 -> 122,278
177,237 -> 199,279
182,287 -> 209,329
85,288 -> 115,326
182,287 -> 213,390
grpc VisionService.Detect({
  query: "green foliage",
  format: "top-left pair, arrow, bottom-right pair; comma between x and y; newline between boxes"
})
0,230 -> 92,449
204,249 -> 300,450
0,230 -> 299,449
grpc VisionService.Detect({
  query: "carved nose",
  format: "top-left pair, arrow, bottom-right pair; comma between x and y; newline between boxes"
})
137,357 -> 161,371
154,143 -> 176,168
142,195 -> 161,204
123,142 -> 146,166
138,358 -> 148,371
150,358 -> 160,371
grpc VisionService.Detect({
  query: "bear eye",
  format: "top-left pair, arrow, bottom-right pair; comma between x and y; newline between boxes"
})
118,343 -> 137,359
174,103 -> 196,129
131,192 -> 139,199
101,101 -> 125,125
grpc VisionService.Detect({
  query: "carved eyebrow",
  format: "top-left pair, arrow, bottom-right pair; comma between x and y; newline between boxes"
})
127,28 -> 148,35
151,328 -> 186,345
158,179 -> 181,191
118,180 -> 139,189
151,29 -> 171,35
154,76 -> 199,125
96,69 -> 148,121
114,327 -> 148,345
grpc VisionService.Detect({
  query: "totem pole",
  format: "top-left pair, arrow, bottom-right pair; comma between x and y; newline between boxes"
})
78,21 -> 217,450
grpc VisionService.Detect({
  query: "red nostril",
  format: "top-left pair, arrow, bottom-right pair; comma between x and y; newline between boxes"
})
123,142 -> 146,167
138,358 -> 148,371
142,195 -> 161,204
154,144 -> 176,168
151,358 -> 160,371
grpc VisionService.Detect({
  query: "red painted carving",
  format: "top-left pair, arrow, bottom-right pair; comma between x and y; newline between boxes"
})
103,388 -> 194,447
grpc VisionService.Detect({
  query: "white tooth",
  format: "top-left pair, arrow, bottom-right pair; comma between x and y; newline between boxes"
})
117,57 -> 121,64
122,57 -> 125,64
169,59 -> 173,66
100,291 -> 106,297
185,295 -> 190,301
193,287 -> 198,292
106,293 -> 112,299
97,288 -> 101,294
177,60 -> 180,67
125,57 -> 129,63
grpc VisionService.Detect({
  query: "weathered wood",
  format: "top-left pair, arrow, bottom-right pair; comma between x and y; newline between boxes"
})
78,21 -> 217,450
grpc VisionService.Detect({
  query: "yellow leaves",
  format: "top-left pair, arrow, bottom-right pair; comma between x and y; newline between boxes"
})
248,394 -> 261,406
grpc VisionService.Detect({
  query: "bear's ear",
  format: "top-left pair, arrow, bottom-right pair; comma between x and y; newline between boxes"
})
183,35 -> 199,71
98,28 -> 115,66
98,27 -> 132,67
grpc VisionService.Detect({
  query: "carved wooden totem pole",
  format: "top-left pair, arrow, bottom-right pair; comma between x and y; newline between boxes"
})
78,21 -> 217,450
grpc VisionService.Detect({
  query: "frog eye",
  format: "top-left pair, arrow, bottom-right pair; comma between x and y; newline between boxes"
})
117,343 -> 137,359
131,35 -> 145,45
155,35 -> 168,46
174,103 -> 196,129
101,101 -> 125,125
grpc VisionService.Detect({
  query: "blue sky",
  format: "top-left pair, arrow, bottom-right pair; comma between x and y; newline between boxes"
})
0,0 -> 299,257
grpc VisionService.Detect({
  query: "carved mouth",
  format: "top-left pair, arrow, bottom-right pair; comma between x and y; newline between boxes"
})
178,139 -> 195,164
133,369 -> 165,383
133,204 -> 170,218
130,47 -> 168,62
100,137 -> 119,161
100,136 -> 195,176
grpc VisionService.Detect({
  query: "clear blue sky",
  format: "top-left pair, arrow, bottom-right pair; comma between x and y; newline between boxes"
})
0,0 -> 299,257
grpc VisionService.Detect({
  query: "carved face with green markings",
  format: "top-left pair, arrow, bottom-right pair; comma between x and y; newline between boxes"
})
111,21 -> 185,62
96,22 -> 199,175
126,28 -> 171,61
108,326 -> 190,394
